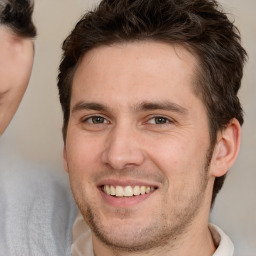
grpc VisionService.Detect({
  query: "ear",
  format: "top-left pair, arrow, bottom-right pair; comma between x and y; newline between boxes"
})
63,146 -> 69,173
210,118 -> 241,177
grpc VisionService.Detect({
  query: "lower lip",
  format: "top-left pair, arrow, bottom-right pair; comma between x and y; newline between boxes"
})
98,188 -> 155,207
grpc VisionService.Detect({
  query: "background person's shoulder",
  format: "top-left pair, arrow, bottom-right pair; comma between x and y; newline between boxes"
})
0,158 -> 77,256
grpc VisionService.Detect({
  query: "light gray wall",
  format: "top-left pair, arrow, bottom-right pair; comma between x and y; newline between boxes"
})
210,1 -> 256,255
0,0 -> 255,255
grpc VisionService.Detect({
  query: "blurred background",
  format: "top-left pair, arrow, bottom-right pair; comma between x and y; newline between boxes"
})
0,0 -> 255,254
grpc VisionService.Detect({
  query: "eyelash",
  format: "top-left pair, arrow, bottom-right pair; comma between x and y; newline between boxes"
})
146,116 -> 173,125
82,115 -> 110,124
82,115 -> 173,126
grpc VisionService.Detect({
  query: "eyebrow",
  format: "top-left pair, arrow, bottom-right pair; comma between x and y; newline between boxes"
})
133,101 -> 188,115
72,100 -> 187,115
72,102 -> 109,113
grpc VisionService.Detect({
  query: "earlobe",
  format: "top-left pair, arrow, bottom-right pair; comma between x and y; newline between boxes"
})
63,146 -> 69,173
210,118 -> 241,177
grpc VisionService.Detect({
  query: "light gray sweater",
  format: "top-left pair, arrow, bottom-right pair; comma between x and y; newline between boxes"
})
0,160 -> 77,256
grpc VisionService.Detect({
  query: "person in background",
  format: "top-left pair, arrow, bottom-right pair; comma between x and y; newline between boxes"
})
0,0 -> 36,135
57,0 -> 247,255
0,1 -> 76,255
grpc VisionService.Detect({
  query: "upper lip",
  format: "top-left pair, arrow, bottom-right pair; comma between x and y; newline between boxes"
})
96,179 -> 159,188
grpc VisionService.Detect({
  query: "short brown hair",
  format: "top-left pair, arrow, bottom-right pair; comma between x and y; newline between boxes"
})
57,0 -> 247,206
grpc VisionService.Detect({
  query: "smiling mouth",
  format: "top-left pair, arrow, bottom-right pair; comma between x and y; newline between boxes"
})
101,185 -> 156,197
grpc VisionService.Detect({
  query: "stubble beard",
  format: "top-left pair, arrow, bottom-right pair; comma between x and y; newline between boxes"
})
71,147 -> 214,254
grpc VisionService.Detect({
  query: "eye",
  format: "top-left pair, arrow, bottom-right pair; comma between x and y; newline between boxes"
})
147,116 -> 173,125
84,116 -> 108,124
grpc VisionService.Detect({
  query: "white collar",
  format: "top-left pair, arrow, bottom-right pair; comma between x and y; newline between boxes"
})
71,211 -> 94,256
210,224 -> 234,256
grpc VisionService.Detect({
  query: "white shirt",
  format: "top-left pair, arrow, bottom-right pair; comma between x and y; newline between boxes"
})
71,212 -> 234,256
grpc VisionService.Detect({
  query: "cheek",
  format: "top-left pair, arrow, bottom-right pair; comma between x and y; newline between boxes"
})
66,133 -> 103,178
65,134 -> 103,207
1,46 -> 33,93
13,57 -> 33,96
0,64 -> 33,134
146,135 -> 194,173
145,134 -> 209,189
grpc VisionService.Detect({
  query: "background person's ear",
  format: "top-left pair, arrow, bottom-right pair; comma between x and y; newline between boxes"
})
210,118 -> 241,177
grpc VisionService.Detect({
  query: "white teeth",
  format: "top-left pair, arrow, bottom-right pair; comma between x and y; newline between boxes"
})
110,185 -> 116,196
124,186 -> 133,197
140,186 -> 146,195
116,186 -> 124,196
102,185 -> 155,197
104,185 -> 111,195
133,186 -> 140,196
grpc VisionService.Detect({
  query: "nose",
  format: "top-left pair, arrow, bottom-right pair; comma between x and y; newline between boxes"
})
101,125 -> 145,170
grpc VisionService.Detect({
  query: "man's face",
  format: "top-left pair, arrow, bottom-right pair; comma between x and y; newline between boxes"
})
0,26 -> 34,135
64,41 -> 215,251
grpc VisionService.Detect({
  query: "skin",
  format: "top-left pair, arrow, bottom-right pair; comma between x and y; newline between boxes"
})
0,26 -> 34,135
64,41 -> 241,256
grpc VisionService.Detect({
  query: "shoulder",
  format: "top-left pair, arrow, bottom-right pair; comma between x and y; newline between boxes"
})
0,162 -> 77,255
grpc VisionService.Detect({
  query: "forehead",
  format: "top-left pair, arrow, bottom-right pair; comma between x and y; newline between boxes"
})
0,25 -> 18,43
72,41 -> 201,110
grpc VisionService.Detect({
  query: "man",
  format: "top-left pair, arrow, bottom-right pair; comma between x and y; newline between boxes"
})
57,0 -> 247,255
0,0 -> 36,134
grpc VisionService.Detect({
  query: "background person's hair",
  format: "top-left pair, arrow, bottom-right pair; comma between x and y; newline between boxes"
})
57,0 -> 247,206
0,0 -> 36,38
